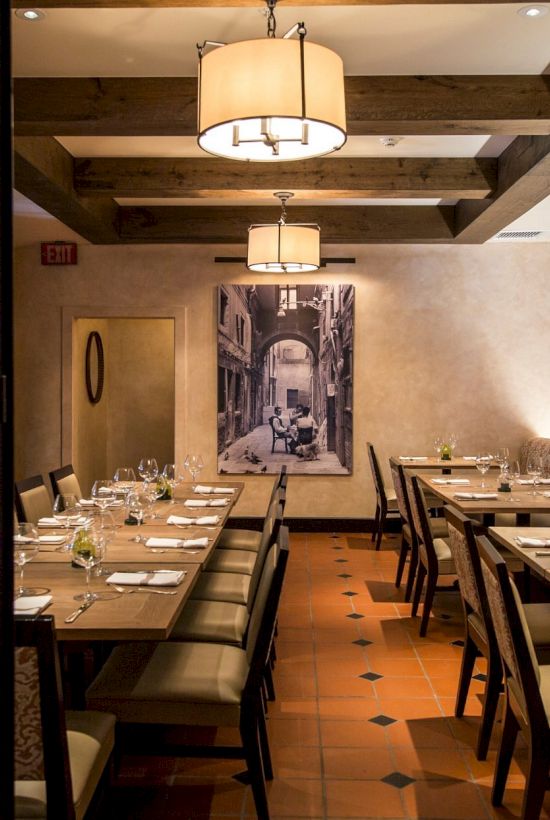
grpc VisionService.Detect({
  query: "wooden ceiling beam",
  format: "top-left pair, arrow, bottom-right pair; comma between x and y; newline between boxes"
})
118,204 -> 455,243
14,76 -> 550,137
454,135 -> 550,242
73,156 -> 496,200
14,137 -> 120,243
11,0 -> 523,7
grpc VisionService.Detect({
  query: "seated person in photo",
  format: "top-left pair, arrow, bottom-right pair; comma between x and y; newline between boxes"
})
270,406 -> 297,453
289,403 -> 304,426
296,406 -> 318,445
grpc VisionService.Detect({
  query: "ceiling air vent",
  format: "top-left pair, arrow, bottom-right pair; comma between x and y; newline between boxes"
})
495,230 -> 542,240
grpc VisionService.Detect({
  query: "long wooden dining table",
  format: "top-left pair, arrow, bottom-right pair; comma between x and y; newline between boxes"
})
19,481 -> 244,642
489,527 -> 550,584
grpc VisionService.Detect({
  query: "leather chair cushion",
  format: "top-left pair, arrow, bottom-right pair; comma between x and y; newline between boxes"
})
191,571 -> 250,606
169,599 -> 248,645
433,537 -> 455,575
86,642 -> 248,727
205,549 -> 256,576
429,518 -> 449,539
216,529 -> 262,552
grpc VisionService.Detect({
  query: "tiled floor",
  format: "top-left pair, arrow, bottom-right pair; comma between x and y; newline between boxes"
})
111,531 -> 550,819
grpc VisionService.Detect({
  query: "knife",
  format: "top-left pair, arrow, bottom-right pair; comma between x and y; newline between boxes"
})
64,599 -> 95,623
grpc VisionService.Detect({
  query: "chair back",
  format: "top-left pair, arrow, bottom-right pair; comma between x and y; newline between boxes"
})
477,536 -> 545,728
246,494 -> 284,612
297,427 -> 313,445
390,462 -> 413,530
367,442 -> 387,505
15,616 -> 74,820
409,476 -> 439,569
15,475 -> 51,524
444,506 -> 485,619
244,525 -> 290,678
49,465 -> 83,500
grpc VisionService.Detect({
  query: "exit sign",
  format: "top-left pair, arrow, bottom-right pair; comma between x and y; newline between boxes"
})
41,242 -> 78,265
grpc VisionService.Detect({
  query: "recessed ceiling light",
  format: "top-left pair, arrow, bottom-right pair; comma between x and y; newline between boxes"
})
15,8 -> 46,21
517,5 -> 549,17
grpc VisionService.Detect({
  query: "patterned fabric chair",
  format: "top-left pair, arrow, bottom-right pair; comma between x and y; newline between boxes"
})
15,475 -> 51,524
87,527 -> 290,820
15,616 -> 115,820
408,474 -> 456,637
390,461 -> 418,601
477,536 -> 550,819
367,442 -> 398,550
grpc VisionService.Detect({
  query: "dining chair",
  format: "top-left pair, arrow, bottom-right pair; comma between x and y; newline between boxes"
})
190,500 -> 284,606
217,466 -> 287,552
390,461 -> 419,601
49,464 -> 83,500
444,507 -> 550,761
15,615 -> 115,820
477,535 -> 550,819
408,473 -> 456,637
86,526 -> 290,820
367,442 -> 398,550
15,474 -> 52,524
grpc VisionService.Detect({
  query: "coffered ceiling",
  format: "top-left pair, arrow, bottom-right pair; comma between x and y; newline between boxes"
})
11,1 -> 550,246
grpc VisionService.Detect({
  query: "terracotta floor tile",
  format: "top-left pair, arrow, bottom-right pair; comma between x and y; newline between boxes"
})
366,657 -> 425,677
430,675 -> 484,699
422,658 -> 464,679
244,779 -> 325,818
320,719 -> 388,748
439,695 -> 483,717
317,697 -> 381,720
392,747 -> 473,781
403,780 -> 488,819
268,717 -> 320,747
268,699 -> 320,719
271,746 -> 323,780
374,676 -> 435,699
385,717 -> 459,749
273,674 -> 318,700
325,779 -> 406,817
378,698 -> 445,720
317,674 -> 376,698
323,745 -> 395,779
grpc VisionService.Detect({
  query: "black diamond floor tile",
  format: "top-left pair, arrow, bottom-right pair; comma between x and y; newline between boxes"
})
381,771 -> 416,789
439,613 -> 452,620
369,714 -> 397,727
342,591 -> 358,597
332,546 -> 344,550
360,672 -> 383,681
334,559 -> 348,563
473,672 -> 488,682
337,573 -> 352,579
346,612 -> 364,620
352,638 -> 373,647
451,639 -> 465,647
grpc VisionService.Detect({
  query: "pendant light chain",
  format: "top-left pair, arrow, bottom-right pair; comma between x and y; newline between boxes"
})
266,0 -> 277,38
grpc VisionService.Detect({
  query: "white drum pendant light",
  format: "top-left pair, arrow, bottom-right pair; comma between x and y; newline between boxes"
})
247,192 -> 320,273
197,0 -> 346,162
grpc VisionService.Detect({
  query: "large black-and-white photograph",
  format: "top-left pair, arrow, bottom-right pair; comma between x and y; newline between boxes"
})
217,284 -> 354,475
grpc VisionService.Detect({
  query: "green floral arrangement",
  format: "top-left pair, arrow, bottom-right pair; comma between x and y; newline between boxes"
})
156,476 -> 172,501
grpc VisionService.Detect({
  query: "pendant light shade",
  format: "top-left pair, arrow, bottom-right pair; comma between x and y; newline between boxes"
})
197,14 -> 346,162
247,192 -> 320,273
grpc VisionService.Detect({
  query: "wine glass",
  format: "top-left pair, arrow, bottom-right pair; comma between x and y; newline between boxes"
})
494,447 -> 510,474
162,463 -> 179,504
52,493 -> 79,528
184,454 -> 204,484
508,459 -> 521,502
13,523 -> 40,596
91,480 -> 116,513
527,456 -> 543,495
433,436 -> 443,459
113,467 -> 136,497
475,452 -> 492,488
127,494 -> 145,542
447,433 -> 458,453
138,458 -> 158,487
89,509 -> 117,578
71,528 -> 105,602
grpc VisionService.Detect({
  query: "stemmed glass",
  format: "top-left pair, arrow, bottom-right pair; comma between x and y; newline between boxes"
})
71,528 -> 105,602
138,458 -> 158,488
13,523 -> 40,596
475,452 -> 492,488
527,456 -> 543,495
127,494 -> 145,542
447,433 -> 458,453
433,436 -> 443,459
89,509 -> 117,578
508,460 -> 521,502
113,467 -> 136,497
52,493 -> 79,528
184,454 -> 204,484
494,447 -> 510,474
162,463 -> 179,504
91,480 -> 116,514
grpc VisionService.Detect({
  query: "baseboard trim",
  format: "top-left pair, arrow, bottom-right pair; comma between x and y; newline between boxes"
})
225,516 -> 402,534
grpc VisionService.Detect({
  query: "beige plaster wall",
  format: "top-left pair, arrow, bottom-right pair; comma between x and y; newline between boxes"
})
13,242 -> 550,519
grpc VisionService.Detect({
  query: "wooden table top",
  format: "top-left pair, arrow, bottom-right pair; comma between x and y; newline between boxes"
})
20,561 -> 200,642
489,527 -> 550,583
417,472 -> 550,515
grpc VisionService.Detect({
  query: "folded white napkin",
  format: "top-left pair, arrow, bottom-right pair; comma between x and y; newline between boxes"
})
98,486 -> 115,495
38,517 -> 61,527
78,499 -> 97,507
14,595 -> 52,615
107,570 -> 185,587
38,516 -> 90,528
38,535 -> 66,550
399,456 -> 428,461
166,515 -> 220,526
144,536 -> 209,549
184,499 -> 228,508
515,537 -> 550,547
517,478 -> 550,485
14,534 -> 37,544
454,492 -> 498,500
431,478 -> 471,485
462,456 -> 477,461
193,485 -> 236,494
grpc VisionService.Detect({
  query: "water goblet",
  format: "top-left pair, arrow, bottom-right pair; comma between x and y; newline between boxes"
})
433,436 -> 443,459
162,463 -> 179,504
113,467 -> 136,497
52,493 -> 79,528
494,447 -> 510,474
71,528 -> 105,602
475,452 -> 492,488
138,458 -> 158,488
184,454 -> 204,484
13,523 -> 41,596
89,509 -> 117,578
127,494 -> 145,541
91,480 -> 116,514
527,456 -> 543,495
507,460 -> 521,502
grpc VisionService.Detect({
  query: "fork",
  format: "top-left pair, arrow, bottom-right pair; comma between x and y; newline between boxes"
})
110,584 -> 177,596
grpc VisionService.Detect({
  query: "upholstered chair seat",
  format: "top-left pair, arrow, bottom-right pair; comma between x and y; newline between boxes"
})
216,529 -> 262,552
169,599 -> 248,645
431,537 -> 454,574
205,548 -> 257,575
